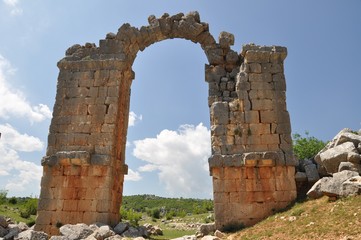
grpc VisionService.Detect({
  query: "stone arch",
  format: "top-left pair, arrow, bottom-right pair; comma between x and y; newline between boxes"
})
36,12 -> 297,235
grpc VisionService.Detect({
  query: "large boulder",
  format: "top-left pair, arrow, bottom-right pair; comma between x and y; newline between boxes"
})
315,142 -> 359,174
121,226 -> 148,238
14,229 -> 48,240
3,225 -> 21,240
341,176 -> 361,196
304,162 -> 320,182
199,223 -> 216,236
0,226 -> 9,238
113,222 -> 129,235
59,223 -> 93,240
0,216 -> 8,228
307,170 -> 359,199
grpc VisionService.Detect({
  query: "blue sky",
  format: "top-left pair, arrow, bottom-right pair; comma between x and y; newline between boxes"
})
0,0 -> 360,198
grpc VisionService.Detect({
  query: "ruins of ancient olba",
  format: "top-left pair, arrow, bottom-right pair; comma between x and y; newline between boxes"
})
34,11 -> 297,236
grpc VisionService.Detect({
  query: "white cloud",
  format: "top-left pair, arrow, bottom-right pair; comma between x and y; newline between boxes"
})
138,164 -> 159,172
0,123 -> 43,152
0,55 -> 52,123
128,111 -> 142,127
3,0 -> 23,15
133,123 -> 212,197
125,169 -> 142,182
0,124 -> 43,193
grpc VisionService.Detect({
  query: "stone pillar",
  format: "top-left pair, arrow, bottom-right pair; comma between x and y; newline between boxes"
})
209,44 -> 297,230
35,58 -> 131,235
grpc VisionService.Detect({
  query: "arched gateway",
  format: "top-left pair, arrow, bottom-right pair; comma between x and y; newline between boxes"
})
35,12 -> 297,235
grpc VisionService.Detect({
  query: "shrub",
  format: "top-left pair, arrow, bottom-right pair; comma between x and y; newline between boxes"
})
0,189 -> 8,204
293,131 -> 326,160
120,207 -> 142,226
20,198 -> 38,218
8,197 -> 17,204
150,208 -> 161,219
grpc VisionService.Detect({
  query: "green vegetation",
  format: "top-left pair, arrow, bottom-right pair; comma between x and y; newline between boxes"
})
292,131 -> 327,160
0,190 -> 38,226
121,194 -> 213,219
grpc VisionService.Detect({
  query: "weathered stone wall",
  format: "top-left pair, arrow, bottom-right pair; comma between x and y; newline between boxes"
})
35,12 -> 296,235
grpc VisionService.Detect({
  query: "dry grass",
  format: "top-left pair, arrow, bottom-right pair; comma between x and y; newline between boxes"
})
227,196 -> 361,240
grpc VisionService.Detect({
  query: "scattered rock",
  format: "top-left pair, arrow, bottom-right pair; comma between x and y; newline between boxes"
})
143,223 -> 163,236
113,222 -> 129,235
304,163 -> 320,182
201,236 -> 220,240
307,170 -> 359,199
199,223 -> 216,236
295,172 -> 307,182
316,142 -> 357,174
172,235 -> 197,240
338,162 -> 360,172
341,176 -> 361,196
14,229 -> 48,240
0,216 -> 8,228
0,226 -> 9,238
3,225 -> 20,240
214,230 -> 226,238
59,223 -> 93,240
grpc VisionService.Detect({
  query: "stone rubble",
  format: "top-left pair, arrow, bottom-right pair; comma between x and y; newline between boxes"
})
303,129 -> 361,199
0,218 -> 228,240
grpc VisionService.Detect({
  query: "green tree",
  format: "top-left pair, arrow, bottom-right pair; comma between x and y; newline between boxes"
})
293,131 -> 326,160
0,189 -> 8,204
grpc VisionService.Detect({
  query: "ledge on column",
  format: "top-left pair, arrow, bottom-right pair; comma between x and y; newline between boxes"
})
208,151 -> 294,174
41,152 -> 115,167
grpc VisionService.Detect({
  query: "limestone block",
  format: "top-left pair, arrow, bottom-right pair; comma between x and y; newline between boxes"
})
304,163 -> 320,183
218,31 -> 234,48
276,123 -> 291,134
260,110 -> 277,123
252,99 -> 273,111
244,111 -> 259,124
270,51 -> 287,63
211,102 -> 229,125
250,81 -> 274,90
248,73 -> 272,83
226,50 -> 239,64
317,142 -> 358,173
245,51 -> 270,63
205,48 -> 224,65
261,134 -> 280,145
249,123 -> 270,135
259,167 -> 273,179
205,65 -> 226,83
248,63 -> 262,73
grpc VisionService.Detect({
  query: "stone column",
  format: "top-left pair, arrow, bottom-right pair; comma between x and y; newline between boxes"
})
35,57 -> 131,235
208,44 -> 297,230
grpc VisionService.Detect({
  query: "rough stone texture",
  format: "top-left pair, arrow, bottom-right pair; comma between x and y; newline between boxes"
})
304,163 -> 320,183
199,223 -> 215,236
36,12 -> 295,234
316,142 -> 359,174
307,170 -> 359,199
0,216 -> 8,228
59,224 -> 93,240
341,176 -> 361,196
14,230 -> 48,240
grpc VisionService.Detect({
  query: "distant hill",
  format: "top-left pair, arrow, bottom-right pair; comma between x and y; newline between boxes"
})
122,194 -> 213,215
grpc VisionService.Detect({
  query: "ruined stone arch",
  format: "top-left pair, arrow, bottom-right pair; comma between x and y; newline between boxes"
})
36,12 -> 297,235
